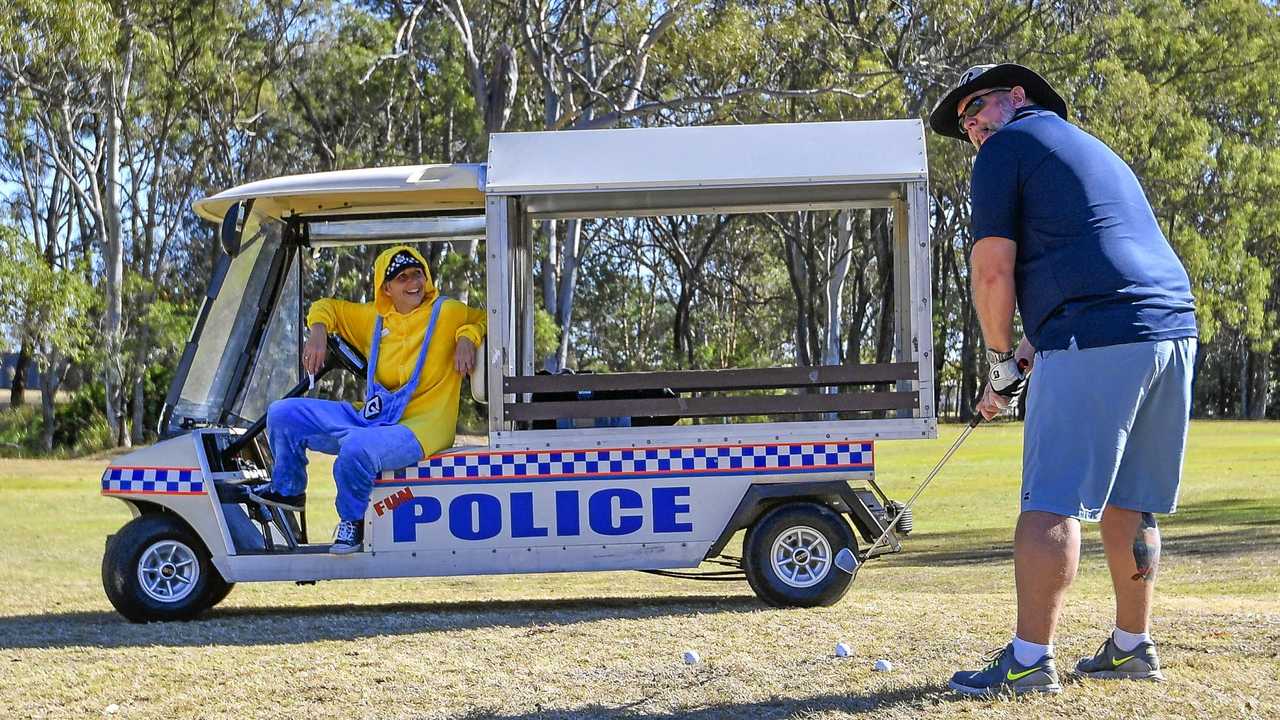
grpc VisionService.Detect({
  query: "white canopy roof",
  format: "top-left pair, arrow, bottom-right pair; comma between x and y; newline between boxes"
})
485,120 -> 927,195
194,164 -> 485,223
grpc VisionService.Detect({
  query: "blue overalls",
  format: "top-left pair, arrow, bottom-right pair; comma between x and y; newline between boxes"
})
265,298 -> 444,522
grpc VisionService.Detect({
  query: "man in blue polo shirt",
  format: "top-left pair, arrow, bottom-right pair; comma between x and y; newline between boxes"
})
927,64 -> 1198,696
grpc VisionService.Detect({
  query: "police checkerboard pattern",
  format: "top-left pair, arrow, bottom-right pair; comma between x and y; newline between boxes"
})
378,441 -> 874,483
102,467 -> 204,495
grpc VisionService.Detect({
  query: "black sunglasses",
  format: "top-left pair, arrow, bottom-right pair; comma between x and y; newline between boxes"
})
957,88 -> 1010,133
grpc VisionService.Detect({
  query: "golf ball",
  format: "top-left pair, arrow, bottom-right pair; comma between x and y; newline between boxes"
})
835,642 -> 852,658
873,659 -> 893,672
683,650 -> 701,665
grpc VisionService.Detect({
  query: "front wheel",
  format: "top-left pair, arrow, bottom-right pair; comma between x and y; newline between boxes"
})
743,502 -> 857,608
102,514 -> 226,622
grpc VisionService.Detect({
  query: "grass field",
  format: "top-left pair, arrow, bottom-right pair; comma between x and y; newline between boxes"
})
1,421 -> 1277,719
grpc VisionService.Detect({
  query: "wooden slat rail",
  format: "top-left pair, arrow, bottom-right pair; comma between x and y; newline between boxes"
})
503,391 -> 919,422
503,362 -> 917,394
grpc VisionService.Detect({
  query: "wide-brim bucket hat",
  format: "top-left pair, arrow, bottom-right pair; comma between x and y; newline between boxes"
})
928,63 -> 1068,141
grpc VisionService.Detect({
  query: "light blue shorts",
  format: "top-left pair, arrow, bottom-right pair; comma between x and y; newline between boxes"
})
1022,337 -> 1197,521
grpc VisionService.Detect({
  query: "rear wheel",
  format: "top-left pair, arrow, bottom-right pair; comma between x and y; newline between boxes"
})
744,502 -> 857,608
102,514 -> 226,622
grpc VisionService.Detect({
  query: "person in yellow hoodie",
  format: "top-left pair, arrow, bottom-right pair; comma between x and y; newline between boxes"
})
249,245 -> 486,553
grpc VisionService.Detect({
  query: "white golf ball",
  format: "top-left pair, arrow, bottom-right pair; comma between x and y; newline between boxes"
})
873,659 -> 893,672
683,650 -> 701,665
835,642 -> 852,658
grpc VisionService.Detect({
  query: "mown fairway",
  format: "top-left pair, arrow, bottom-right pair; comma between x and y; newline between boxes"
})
1,421 -> 1276,719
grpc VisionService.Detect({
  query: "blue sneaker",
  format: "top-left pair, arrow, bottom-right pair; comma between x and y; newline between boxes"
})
1075,637 -> 1165,681
330,521 -> 363,554
949,644 -> 1062,696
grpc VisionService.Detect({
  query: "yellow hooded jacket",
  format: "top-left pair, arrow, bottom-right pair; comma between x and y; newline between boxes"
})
306,245 -> 486,457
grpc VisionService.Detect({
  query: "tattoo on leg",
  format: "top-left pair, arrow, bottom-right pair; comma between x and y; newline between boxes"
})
1131,512 -> 1160,582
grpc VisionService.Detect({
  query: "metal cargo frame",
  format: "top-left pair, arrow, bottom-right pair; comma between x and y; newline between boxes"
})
483,120 -> 937,450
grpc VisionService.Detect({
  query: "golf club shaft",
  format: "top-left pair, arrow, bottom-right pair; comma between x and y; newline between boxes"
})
863,417 -> 981,557
861,361 -> 1028,559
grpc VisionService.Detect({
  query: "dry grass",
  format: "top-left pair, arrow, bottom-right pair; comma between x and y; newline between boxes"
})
0,421 -> 1277,719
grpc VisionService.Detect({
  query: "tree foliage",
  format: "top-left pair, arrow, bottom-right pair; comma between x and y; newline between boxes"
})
0,0 -> 1276,455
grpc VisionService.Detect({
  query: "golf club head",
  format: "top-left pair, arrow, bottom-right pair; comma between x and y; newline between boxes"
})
834,547 -> 860,578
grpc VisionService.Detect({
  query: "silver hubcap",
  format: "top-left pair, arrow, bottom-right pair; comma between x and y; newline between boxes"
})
137,540 -> 200,603
770,525 -> 831,588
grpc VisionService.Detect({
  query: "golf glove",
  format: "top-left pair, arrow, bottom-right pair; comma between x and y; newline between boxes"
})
986,349 -> 1026,398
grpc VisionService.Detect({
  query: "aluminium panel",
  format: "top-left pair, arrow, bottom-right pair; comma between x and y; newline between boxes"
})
487,120 -> 927,196
908,181 -> 937,425
523,184 -> 903,219
485,196 -> 514,437
221,542 -> 716,582
492,417 -> 937,450
892,198 -> 914,418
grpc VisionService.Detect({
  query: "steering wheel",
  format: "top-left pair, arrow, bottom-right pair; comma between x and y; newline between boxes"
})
324,333 -> 367,377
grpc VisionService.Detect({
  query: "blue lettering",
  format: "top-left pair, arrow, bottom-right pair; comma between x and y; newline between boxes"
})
588,488 -> 643,536
449,493 -> 502,540
510,491 -> 548,538
392,497 -> 442,543
652,486 -> 693,533
555,490 -> 580,536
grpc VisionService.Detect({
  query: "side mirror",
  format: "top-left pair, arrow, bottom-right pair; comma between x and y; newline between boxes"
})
220,201 -> 246,256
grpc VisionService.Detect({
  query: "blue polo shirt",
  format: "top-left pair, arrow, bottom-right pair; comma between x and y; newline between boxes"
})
970,106 -> 1197,350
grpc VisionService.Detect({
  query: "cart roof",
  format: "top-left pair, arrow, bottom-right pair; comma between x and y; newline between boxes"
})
485,120 -> 927,195
194,163 -> 486,223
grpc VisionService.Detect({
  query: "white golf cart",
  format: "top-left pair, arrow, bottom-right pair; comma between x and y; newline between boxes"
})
100,120 -> 937,621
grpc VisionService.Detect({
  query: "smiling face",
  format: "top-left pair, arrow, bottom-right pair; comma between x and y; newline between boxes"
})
958,85 -> 1027,149
382,266 -> 427,314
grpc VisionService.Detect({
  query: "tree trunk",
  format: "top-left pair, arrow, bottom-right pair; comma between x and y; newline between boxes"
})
103,6 -> 134,448
1239,341 -> 1249,418
131,365 -> 147,444
552,219 -> 583,371
38,355 -> 66,453
959,304 -> 980,423
673,285 -> 693,368
825,211 -> 854,366
1246,347 -> 1269,419
781,219 -> 811,367
871,209 -> 894,364
9,342 -> 31,408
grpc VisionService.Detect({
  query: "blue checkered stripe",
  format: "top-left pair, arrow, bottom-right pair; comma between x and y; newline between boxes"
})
379,442 -> 874,483
102,467 -> 205,494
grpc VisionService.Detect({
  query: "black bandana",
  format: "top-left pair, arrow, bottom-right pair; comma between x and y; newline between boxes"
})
383,250 -> 425,286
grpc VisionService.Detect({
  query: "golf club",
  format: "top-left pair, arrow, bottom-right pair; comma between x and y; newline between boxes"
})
835,365 -> 1030,577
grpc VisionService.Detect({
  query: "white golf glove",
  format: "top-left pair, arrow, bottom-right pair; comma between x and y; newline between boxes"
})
986,349 -> 1026,399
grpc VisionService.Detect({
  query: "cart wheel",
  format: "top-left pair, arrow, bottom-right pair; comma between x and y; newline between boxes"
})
206,577 -> 235,610
743,502 -> 857,608
102,514 -> 226,622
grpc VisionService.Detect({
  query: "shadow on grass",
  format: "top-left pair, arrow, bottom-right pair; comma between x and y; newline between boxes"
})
454,682 -> 976,719
888,495 -> 1279,568
0,593 -> 762,650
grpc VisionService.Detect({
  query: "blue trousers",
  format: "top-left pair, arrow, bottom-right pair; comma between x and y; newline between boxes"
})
266,398 -> 424,522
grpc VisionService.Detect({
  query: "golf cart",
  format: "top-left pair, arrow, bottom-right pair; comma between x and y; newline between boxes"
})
100,120 -> 937,621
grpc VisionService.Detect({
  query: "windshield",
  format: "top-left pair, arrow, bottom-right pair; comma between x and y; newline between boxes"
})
228,253 -> 301,425
167,205 -> 287,431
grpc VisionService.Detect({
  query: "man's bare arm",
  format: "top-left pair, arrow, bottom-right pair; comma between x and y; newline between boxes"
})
971,236 -> 1018,352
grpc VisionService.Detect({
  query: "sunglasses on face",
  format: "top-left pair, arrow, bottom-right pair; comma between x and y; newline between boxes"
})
957,88 -> 1010,133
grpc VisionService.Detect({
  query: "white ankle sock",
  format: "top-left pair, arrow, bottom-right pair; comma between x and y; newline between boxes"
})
1112,626 -> 1151,652
1012,635 -> 1052,666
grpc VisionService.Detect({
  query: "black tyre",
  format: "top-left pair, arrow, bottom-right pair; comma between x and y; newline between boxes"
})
205,576 -> 235,609
743,502 -> 857,608
102,514 -> 225,622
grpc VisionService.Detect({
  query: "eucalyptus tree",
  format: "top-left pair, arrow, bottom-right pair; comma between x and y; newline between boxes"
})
0,0 -> 128,437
